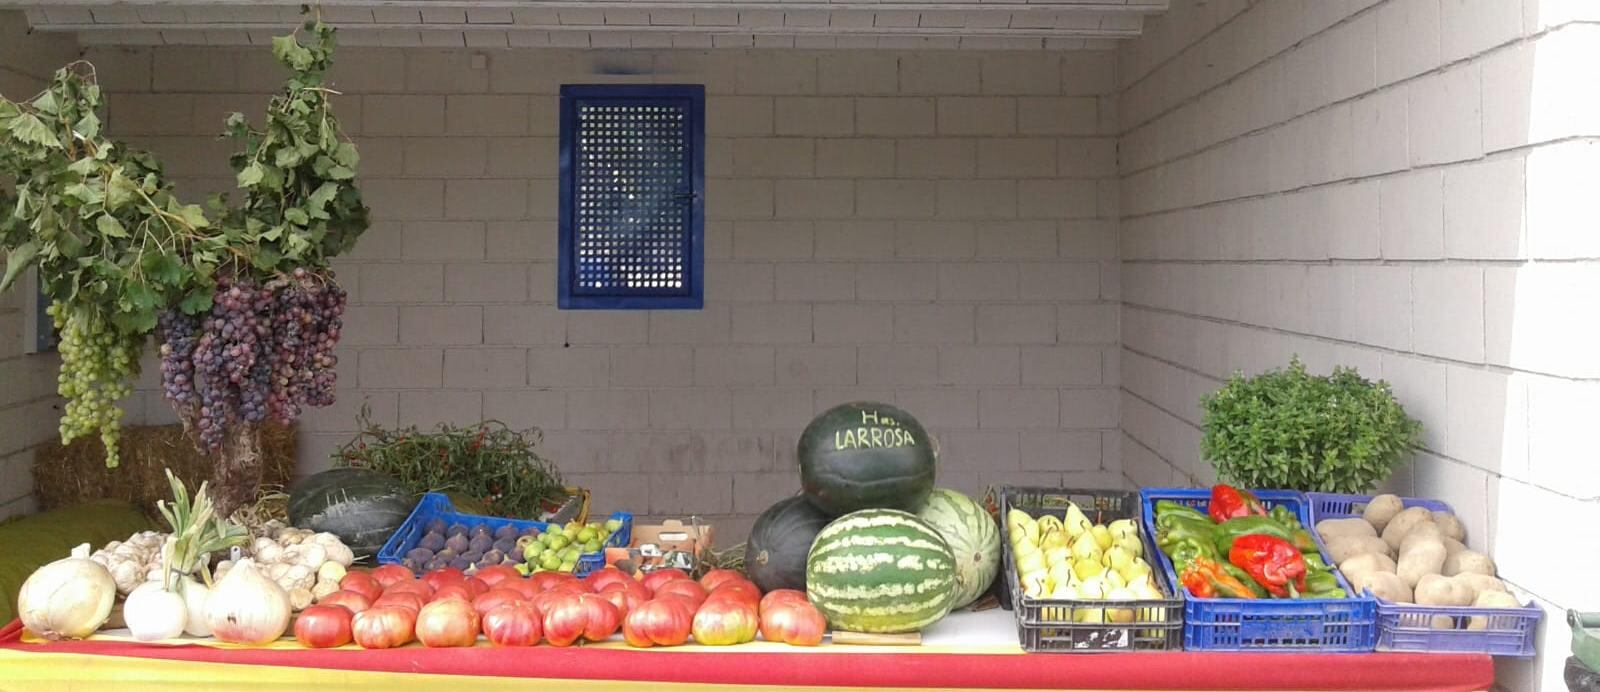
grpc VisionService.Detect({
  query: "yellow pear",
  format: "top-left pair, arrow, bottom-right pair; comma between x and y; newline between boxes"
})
1048,580 -> 1077,600
1021,570 -> 1048,598
1063,503 -> 1092,539
1105,587 -> 1138,623
1038,526 -> 1069,551
1105,568 -> 1127,591
1047,561 -> 1073,591
1072,558 -> 1106,582
1036,514 -> 1064,536
1103,545 -> 1134,573
1108,518 -> 1139,541
1044,545 -> 1070,568
1016,548 -> 1046,575
1006,508 -> 1034,534
1074,576 -> 1107,622
1113,534 -> 1143,559
1070,530 -> 1102,564
1118,559 -> 1152,586
1135,578 -> 1164,600
1090,524 -> 1113,552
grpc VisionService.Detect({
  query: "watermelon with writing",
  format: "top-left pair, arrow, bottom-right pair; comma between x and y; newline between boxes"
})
798,402 -> 935,517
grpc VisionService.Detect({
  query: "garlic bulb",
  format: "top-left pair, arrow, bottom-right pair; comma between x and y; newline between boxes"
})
18,544 -> 116,640
125,582 -> 187,642
287,587 -> 314,611
206,559 -> 291,645
180,577 -> 212,637
316,561 -> 347,586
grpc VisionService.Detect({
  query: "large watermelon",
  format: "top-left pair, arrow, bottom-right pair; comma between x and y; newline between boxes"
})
746,495 -> 832,593
288,469 -> 415,559
805,508 -> 957,633
914,488 -> 1000,610
798,402 -> 936,516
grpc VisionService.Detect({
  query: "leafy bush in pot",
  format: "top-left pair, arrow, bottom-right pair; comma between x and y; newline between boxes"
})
1200,357 -> 1421,493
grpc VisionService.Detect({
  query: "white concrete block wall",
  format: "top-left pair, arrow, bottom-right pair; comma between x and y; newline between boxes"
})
1117,1 -> 1598,687
0,12 -> 78,520
92,46 -> 1123,540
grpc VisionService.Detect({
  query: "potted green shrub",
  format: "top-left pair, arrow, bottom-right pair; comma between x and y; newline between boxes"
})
1200,357 -> 1422,493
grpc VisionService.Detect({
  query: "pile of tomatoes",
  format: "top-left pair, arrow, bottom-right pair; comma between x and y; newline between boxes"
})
293,563 -> 827,649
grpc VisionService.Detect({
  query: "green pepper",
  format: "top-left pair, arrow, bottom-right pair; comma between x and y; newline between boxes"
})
1270,505 -> 1301,530
1303,570 -> 1341,595
1164,535 -> 1219,570
1222,562 -> 1270,598
1302,553 -> 1332,573
1213,516 -> 1320,555
1155,500 -> 1208,523
1157,513 -> 1217,538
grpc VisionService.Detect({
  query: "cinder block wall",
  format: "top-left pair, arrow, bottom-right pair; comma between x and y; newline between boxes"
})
1116,0 -> 1599,686
90,45 -> 1124,538
0,12 -> 78,521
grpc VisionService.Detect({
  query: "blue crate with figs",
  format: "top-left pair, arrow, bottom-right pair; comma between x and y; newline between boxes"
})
377,492 -> 631,578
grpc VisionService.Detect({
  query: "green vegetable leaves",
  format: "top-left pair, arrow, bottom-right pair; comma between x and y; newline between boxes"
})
1200,357 -> 1422,495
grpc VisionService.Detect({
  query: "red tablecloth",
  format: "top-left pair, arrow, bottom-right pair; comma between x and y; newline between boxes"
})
0,618 -> 1494,691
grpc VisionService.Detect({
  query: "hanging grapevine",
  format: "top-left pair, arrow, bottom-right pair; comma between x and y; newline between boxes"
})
0,16 -> 367,513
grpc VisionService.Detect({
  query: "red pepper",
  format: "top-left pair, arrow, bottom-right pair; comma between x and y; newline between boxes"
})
1228,534 -> 1307,598
1179,557 -> 1259,599
1208,484 -> 1268,523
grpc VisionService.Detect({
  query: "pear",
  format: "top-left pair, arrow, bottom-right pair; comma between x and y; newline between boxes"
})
1074,576 -> 1107,623
1134,578 -> 1164,600
1104,568 -> 1127,591
1006,508 -> 1034,534
1044,545 -> 1070,568
1016,548 -> 1046,576
1103,545 -> 1134,573
1104,587 -> 1137,623
1038,525 -> 1069,551
1036,514 -> 1064,536
1113,534 -> 1143,559
1048,580 -> 1077,600
1090,524 -> 1113,552
1118,559 -> 1152,586
1021,570 -> 1048,598
1047,561 -> 1074,591
1063,503 -> 1092,539
1108,518 -> 1139,541
1070,530 -> 1103,565
1014,536 -> 1040,557
1072,558 -> 1106,582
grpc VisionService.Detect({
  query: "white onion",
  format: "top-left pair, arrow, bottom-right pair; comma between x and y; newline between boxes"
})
206,558 -> 290,645
181,577 -> 212,637
125,582 -> 187,641
18,544 -> 115,640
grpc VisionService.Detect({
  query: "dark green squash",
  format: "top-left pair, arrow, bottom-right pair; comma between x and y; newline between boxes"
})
745,495 -> 832,593
798,402 -> 936,516
287,469 -> 416,559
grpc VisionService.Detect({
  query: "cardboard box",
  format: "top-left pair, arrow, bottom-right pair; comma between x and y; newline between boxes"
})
629,519 -> 715,556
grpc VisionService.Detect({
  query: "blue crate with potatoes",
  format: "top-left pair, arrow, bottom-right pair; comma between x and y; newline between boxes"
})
1307,491 -> 1540,657
377,492 -> 631,578
1139,487 -> 1377,652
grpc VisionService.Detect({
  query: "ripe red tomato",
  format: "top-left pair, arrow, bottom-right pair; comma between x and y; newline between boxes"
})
692,598 -> 759,646
352,606 -> 416,649
472,588 -> 527,617
577,593 -> 622,641
370,565 -> 413,589
422,567 -> 466,592
482,603 -> 542,647
415,598 -> 480,648
583,567 -> 635,593
699,569 -> 745,592
622,597 -> 694,648
372,591 -> 425,614
384,579 -> 434,599
339,572 -> 384,603
319,589 -> 373,614
430,583 -> 476,603
759,601 -> 827,646
294,604 -> 354,648
475,565 -> 522,589
642,568 -> 691,595
758,589 -> 809,614
541,593 -> 588,647
653,579 -> 708,609
596,585 -> 645,619
707,581 -> 762,610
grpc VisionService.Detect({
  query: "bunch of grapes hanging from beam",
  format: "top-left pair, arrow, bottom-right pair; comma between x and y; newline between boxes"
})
157,267 -> 347,452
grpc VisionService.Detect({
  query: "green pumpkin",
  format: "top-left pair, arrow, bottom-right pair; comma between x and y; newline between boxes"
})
798,402 -> 936,517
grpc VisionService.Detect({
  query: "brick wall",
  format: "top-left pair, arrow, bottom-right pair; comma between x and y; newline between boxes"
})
92,45 -> 1123,539
1116,0 -> 1599,686
0,12 -> 78,520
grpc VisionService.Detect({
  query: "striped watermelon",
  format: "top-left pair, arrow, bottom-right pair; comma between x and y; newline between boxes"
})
914,488 -> 999,610
805,508 -> 957,633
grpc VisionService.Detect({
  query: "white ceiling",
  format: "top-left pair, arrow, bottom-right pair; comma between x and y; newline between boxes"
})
6,1 -> 1167,50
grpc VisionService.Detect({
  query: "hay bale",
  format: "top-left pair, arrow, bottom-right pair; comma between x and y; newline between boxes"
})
33,423 -> 297,520
0,499 -> 156,625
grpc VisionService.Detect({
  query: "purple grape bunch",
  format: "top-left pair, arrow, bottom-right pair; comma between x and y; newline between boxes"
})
158,269 -> 348,451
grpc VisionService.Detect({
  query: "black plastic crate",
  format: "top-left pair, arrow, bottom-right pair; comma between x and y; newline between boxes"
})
999,486 -> 1183,652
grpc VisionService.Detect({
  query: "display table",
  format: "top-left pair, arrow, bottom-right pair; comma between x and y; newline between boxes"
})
0,611 -> 1493,691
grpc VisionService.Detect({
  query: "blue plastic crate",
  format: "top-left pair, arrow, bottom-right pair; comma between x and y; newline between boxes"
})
1139,487 -> 1377,652
376,493 -> 632,578
1307,492 -> 1540,657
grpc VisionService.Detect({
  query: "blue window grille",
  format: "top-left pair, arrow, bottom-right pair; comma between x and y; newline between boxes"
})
558,85 -> 705,310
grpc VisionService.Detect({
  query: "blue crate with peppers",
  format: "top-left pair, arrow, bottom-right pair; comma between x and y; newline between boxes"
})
1141,485 -> 1376,652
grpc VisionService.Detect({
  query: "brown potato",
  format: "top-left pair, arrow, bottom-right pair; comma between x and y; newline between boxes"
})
1432,512 -> 1466,542
1326,535 -> 1392,563
1339,552 -> 1397,578
1397,536 -> 1447,589
1362,494 -> 1404,533
1442,550 -> 1496,577
1316,517 -> 1378,539
1414,573 -> 1473,606
1351,570 -> 1412,604
1381,507 -> 1435,551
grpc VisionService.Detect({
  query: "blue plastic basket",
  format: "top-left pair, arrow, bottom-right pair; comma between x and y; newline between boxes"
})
376,493 -> 632,578
1140,488 -> 1377,652
1307,492 -> 1540,657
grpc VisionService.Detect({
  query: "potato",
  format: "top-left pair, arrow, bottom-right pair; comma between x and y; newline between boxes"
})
1432,512 -> 1466,542
1316,517 -> 1378,539
1339,552 -> 1397,578
1441,536 -> 1468,557
1399,522 -> 1444,553
1431,614 -> 1460,630
1466,591 -> 1522,630
1381,506 -> 1435,551
1352,570 -> 1412,603
1397,535 -> 1447,589
1414,573 -> 1473,606
1442,550 -> 1496,577
1455,573 -> 1508,600
1327,535 -> 1392,564
1362,494 -> 1404,533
